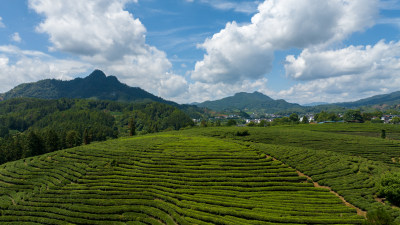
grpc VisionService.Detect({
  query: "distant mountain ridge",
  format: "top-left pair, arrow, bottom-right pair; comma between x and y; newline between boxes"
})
3,70 -> 400,113
196,92 -> 302,113
0,70 -> 176,106
334,91 -> 400,108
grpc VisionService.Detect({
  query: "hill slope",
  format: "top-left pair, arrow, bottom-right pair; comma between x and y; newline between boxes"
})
0,70 -> 176,105
196,91 -> 302,113
335,91 -> 400,108
0,133 -> 363,224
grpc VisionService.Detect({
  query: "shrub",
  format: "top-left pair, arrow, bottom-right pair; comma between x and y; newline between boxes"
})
378,173 -> 400,206
235,130 -> 249,136
363,208 -> 395,225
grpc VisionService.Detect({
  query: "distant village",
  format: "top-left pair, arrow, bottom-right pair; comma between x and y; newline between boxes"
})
194,112 -> 400,125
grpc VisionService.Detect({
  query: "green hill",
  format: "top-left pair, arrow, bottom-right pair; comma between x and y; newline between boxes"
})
335,91 -> 400,108
196,92 -> 303,113
0,132 -> 364,224
0,70 -> 176,106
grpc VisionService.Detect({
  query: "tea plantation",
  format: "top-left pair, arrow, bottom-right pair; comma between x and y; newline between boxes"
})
0,133 -> 364,224
183,125 -> 400,223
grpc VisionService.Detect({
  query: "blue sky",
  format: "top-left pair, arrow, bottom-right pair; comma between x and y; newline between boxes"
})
0,0 -> 399,104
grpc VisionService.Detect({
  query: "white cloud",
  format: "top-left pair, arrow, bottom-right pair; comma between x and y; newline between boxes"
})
199,0 -> 260,14
187,0 -> 380,103
0,17 -> 5,28
278,40 -> 400,104
28,0 -> 187,98
159,73 -> 188,98
11,33 -> 22,43
0,45 -> 91,93
285,40 -> 400,80
191,0 -> 379,87
29,0 -> 144,61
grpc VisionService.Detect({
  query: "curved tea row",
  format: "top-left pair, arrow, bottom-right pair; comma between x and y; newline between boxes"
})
0,134 -> 363,224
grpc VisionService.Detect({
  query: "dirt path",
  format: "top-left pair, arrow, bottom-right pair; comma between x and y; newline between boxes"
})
375,196 -> 400,210
266,155 -> 367,217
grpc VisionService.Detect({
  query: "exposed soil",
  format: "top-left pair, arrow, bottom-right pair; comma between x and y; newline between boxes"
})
266,155 -> 367,217
375,196 -> 400,210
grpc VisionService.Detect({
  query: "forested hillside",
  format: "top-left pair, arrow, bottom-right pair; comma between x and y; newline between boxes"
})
0,98 -> 194,165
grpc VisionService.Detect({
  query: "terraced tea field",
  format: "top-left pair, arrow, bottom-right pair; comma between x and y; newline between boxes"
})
0,134 -> 364,224
183,126 -> 400,222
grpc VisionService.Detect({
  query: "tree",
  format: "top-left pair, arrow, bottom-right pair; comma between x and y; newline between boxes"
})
247,121 -> 256,127
129,118 -> 136,136
83,128 -> 90,145
391,117 -> 400,124
289,113 -> 299,123
25,131 -> 44,157
379,172 -> 400,206
364,208 -> 395,225
315,111 -> 339,122
381,130 -> 386,139
258,120 -> 269,127
344,109 -> 364,123
215,120 -> 221,127
226,119 -> 237,126
45,129 -> 59,152
65,130 -> 81,148
301,116 -> 309,124
0,126 -> 9,138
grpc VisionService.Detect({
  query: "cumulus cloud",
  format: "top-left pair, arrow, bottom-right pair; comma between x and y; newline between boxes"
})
159,73 -> 189,98
285,40 -> 400,81
0,17 -> 5,28
29,0 -> 145,61
28,0 -> 186,98
278,40 -> 400,104
0,45 -> 91,93
192,0 -> 378,87
188,0 -> 380,103
11,32 -> 22,43
276,73 -> 400,104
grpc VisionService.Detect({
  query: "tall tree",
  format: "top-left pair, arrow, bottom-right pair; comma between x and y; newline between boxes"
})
289,113 -> 299,123
45,129 -> 59,153
66,130 -> 81,148
83,128 -> 90,145
301,116 -> 309,124
25,131 -> 44,157
129,118 -> 136,136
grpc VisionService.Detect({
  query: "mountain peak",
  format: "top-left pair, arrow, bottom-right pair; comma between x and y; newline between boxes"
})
196,91 -> 298,112
87,70 -> 107,80
0,70 -> 176,105
233,91 -> 272,101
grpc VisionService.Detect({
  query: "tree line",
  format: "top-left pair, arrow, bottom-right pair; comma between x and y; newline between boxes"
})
0,98 -> 194,165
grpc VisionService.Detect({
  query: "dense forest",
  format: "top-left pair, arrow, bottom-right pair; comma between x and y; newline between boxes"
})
0,98 -> 194,164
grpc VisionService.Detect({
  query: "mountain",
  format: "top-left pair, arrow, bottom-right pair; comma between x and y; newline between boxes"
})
0,70 -> 176,106
335,91 -> 400,108
196,91 -> 302,113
